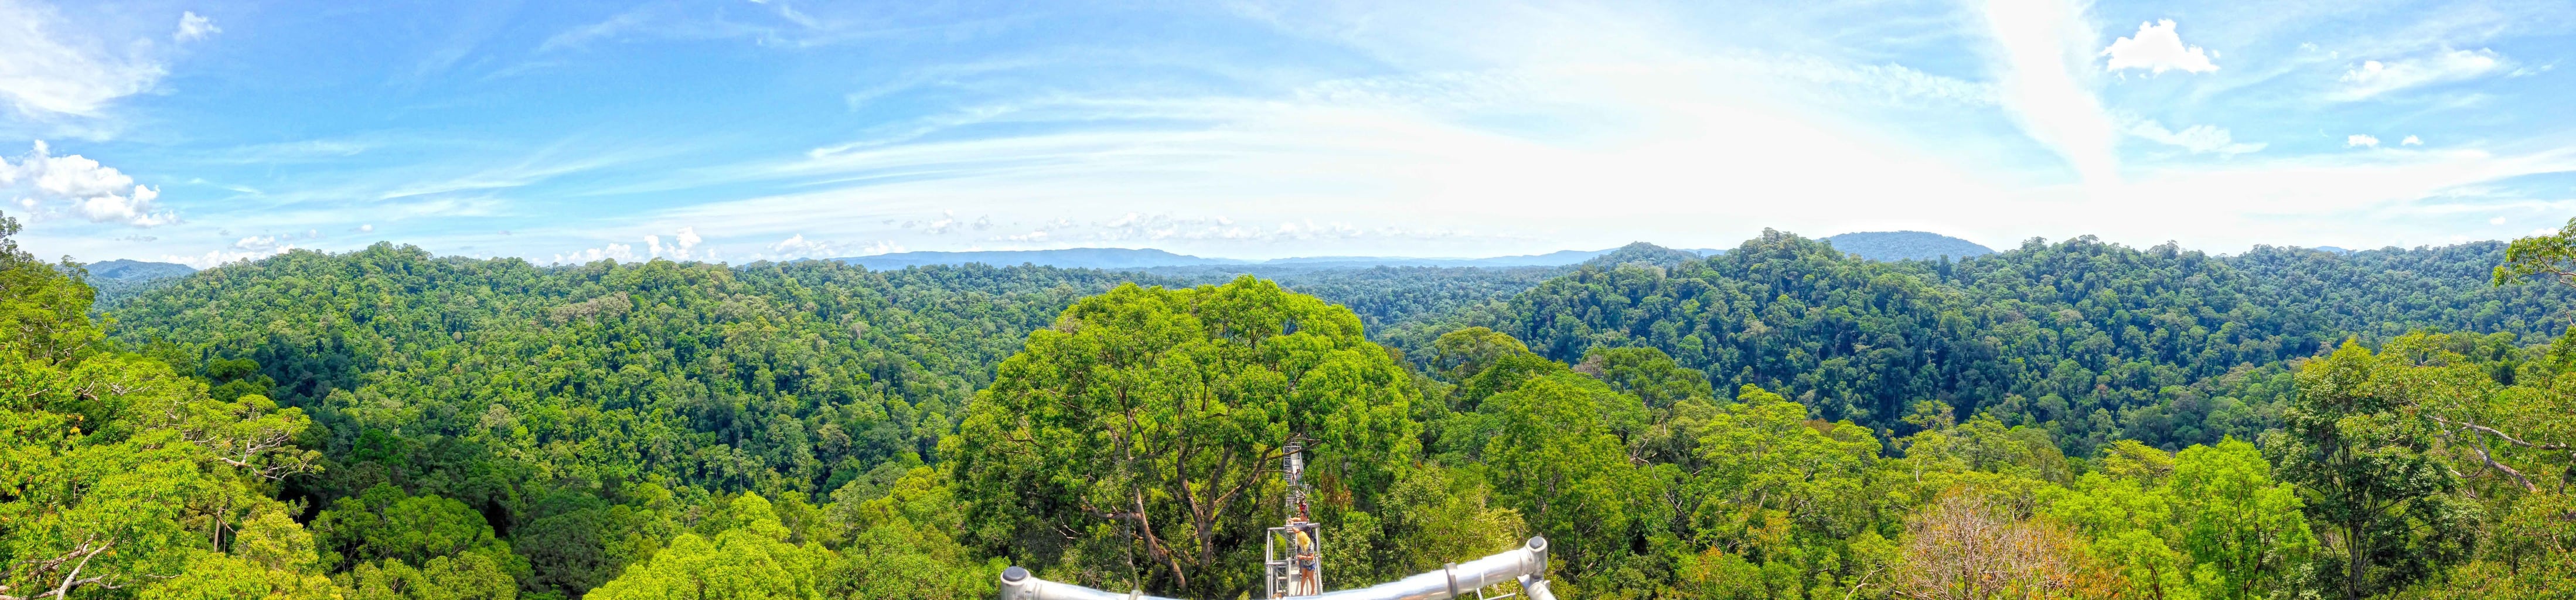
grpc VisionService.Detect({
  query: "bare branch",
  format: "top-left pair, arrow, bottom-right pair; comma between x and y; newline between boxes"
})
2426,414 -> 2572,451
0,540 -> 112,600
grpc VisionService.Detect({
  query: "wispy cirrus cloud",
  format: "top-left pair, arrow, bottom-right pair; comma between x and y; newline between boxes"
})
0,0 -> 174,118
1978,0 -> 2120,184
2333,48 -> 2512,101
20,0 -> 2576,265
496,0 -> 2576,261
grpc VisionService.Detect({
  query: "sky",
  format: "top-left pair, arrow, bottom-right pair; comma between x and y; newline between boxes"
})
2,0 -> 2574,267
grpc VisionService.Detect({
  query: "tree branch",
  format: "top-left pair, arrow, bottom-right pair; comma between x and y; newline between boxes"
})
0,540 -> 112,600
2427,414 -> 2571,450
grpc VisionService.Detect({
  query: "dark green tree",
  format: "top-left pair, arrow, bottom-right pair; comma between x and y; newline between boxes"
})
2266,342 -> 2479,599
1481,371 -> 1672,596
942,277 -> 1419,597
311,485 -> 528,581
584,495 -> 827,600
1576,346 -> 1713,409
0,210 -> 333,599
2492,217 -> 2576,289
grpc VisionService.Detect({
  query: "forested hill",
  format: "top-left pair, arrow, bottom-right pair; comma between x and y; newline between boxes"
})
76,257 -> 196,305
86,244 -> 1576,597
1579,241 -> 1707,268
84,258 -> 197,280
1386,231 -> 2576,453
1822,230 -> 1995,261
106,234 -> 2576,469
91,247 -> 1178,596
23,213 -> 2576,600
838,246 -> 1619,270
1142,263 -> 1571,331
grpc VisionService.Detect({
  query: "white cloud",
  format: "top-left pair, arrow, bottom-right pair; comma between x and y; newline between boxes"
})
148,231 -> 297,269
2491,216 -> 2507,224
0,1 -> 178,117
2127,120 -> 2264,155
638,63 -> 2020,256
1981,0 -> 2122,183
764,233 -> 843,259
554,227 -> 714,264
551,242 -> 636,264
1,141 -> 175,226
2334,49 -> 2509,101
2082,145 -> 2576,251
543,2 -> 2107,261
2101,19 -> 2217,74
2401,135 -> 2422,146
854,240 -> 904,256
2347,134 -> 2380,148
163,246 -> 290,269
642,226 -> 704,259
174,11 -> 219,42
359,223 -> 374,232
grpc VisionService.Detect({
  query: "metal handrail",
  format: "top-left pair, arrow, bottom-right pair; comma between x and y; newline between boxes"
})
997,537 -> 1556,600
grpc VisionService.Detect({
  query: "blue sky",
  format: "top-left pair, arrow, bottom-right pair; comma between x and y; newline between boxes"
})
3,0 -> 2574,267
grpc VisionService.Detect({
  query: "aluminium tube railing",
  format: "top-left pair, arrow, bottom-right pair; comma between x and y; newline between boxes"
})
996,537 -> 1556,600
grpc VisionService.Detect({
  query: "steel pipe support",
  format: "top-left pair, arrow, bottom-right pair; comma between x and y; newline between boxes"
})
997,537 -> 1553,600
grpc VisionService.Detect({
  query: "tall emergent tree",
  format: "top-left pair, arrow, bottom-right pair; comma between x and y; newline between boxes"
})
1481,369 -> 1670,592
0,210 -> 332,599
585,495 -> 829,600
943,277 -> 1420,597
2266,342 -> 2479,599
2493,217 -> 2576,289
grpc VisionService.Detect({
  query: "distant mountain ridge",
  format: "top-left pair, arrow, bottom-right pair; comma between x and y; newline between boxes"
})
79,259 -> 199,308
1581,242 -> 1705,268
85,258 -> 197,281
1256,249 -> 1613,268
837,248 -> 1229,270
1821,231 -> 1995,261
834,232 -> 1996,271
836,247 -> 1620,270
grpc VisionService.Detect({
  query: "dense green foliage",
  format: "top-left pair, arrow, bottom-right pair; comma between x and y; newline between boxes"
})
946,279 -> 1420,596
2,211 -> 336,599
97,246 -> 1175,597
1391,231 -> 2576,458
64,244 -> 1573,598
10,210 -> 2576,599
1149,265 -> 1571,332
